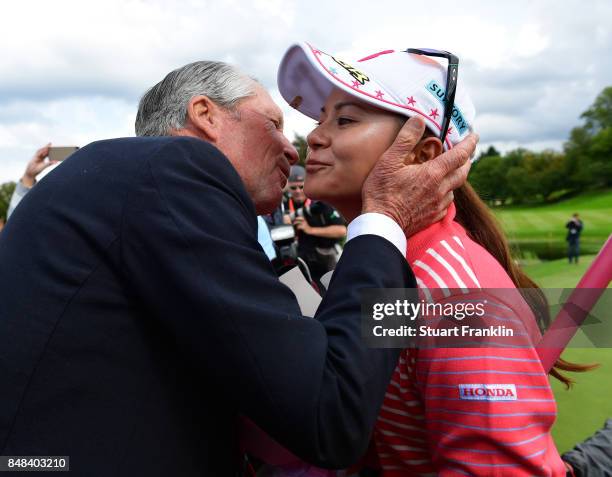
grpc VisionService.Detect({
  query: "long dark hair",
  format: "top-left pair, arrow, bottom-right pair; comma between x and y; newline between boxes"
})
453,183 -> 598,388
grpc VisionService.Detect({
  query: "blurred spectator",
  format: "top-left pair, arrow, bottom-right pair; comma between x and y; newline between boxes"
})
285,165 -> 346,285
7,143 -> 58,219
0,216 -> 4,234
566,213 -> 584,264
562,419 -> 612,476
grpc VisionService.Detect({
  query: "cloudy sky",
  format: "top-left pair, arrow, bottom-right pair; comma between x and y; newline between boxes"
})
1,0 -> 610,183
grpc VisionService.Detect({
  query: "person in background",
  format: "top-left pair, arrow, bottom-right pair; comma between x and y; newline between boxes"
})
566,213 -> 583,264
0,217 -> 4,234
7,143 -> 58,219
285,165 -> 347,286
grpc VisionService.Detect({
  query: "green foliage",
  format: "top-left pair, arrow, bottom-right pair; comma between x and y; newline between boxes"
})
581,86 -> 612,133
0,181 -> 16,221
469,155 -> 507,202
471,86 -> 612,205
292,134 -> 307,166
478,145 -> 500,159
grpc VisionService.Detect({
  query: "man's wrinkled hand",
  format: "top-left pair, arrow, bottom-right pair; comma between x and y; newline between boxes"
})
362,117 -> 479,237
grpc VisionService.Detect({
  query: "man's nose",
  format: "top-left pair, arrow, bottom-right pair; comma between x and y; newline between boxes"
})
283,139 -> 299,165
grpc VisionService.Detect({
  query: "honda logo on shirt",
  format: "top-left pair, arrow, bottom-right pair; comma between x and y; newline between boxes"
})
458,384 -> 517,401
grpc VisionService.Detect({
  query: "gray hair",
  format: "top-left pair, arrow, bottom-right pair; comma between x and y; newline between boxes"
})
135,61 -> 258,137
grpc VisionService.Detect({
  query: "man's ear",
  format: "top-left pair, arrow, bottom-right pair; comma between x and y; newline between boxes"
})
183,95 -> 225,142
413,136 -> 444,164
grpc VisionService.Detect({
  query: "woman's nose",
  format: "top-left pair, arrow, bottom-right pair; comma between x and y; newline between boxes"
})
307,124 -> 330,151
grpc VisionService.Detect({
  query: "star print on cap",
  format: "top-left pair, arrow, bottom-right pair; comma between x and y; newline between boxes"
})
277,42 -> 476,150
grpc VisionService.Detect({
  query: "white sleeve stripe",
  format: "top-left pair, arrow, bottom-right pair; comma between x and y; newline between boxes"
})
378,416 -> 427,433
440,239 -> 481,288
381,405 -> 425,420
413,260 -> 451,297
426,248 -> 468,291
377,427 -> 427,442
415,277 -> 433,303
387,444 -> 428,452
453,235 -> 465,249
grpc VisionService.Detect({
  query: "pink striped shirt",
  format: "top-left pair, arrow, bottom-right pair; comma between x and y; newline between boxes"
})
373,203 -> 566,476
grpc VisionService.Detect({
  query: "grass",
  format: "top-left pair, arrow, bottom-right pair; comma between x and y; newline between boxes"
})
549,348 -> 612,454
521,255 -> 599,288
491,189 -> 612,258
520,254 -> 611,454
491,190 -> 612,454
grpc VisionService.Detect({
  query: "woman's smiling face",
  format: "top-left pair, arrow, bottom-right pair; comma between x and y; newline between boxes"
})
304,88 -> 404,215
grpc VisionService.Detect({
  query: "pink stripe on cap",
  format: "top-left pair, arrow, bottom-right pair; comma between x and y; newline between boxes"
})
277,42 -> 476,150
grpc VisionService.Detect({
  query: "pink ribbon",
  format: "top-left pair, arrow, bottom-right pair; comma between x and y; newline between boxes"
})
538,234 -> 612,372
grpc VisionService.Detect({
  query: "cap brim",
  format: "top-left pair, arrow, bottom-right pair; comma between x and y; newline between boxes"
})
277,42 -> 397,121
278,42 -> 474,150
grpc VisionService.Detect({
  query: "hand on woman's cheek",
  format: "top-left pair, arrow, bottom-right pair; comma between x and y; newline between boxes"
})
303,89 -> 405,218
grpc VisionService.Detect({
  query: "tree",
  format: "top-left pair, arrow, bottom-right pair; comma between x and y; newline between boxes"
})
471,86 -> 611,205
0,182 -> 16,221
537,150 -> 567,199
564,86 -> 612,188
564,126 -> 592,189
292,134 -> 308,166
469,155 -> 509,203
587,126 -> 612,186
581,86 -> 612,134
478,145 -> 500,160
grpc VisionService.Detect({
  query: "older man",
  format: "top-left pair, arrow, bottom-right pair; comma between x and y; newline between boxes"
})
0,61 -> 476,476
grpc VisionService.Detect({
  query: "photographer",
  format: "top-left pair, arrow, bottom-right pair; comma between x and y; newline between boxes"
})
6,143 -> 58,219
566,213 -> 584,264
285,165 -> 347,286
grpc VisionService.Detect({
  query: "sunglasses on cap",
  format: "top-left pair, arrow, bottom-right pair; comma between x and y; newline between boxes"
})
405,48 -> 459,143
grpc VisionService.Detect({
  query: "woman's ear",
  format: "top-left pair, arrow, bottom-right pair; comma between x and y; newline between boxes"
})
413,136 -> 444,164
183,95 -> 222,142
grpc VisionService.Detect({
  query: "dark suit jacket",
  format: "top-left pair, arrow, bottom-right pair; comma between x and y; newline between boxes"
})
0,137 -> 415,476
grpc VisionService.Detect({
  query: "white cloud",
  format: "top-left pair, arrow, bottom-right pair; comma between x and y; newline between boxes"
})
1,0 -> 611,183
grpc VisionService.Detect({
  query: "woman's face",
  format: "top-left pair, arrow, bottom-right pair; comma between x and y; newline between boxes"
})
304,88 -> 404,213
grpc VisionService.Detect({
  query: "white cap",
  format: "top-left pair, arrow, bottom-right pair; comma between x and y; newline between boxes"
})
277,42 -> 475,149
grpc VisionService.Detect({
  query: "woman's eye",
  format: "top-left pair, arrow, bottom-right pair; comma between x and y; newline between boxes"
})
337,117 -> 354,126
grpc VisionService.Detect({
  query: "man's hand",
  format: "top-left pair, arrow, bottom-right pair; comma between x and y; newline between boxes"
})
21,143 -> 57,188
293,216 -> 313,234
361,117 -> 478,237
